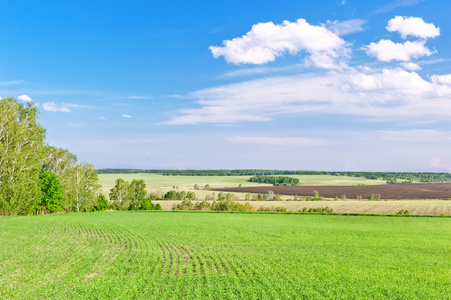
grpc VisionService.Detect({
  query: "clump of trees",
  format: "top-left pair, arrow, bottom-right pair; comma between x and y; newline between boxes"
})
257,206 -> 287,212
248,175 -> 299,186
0,97 -> 100,215
300,207 -> 334,213
109,178 -> 161,211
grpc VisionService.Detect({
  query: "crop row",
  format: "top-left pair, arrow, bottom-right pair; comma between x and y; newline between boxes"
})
0,212 -> 450,299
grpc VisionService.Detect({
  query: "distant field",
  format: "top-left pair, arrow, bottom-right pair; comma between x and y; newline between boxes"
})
216,182 -> 451,200
156,200 -> 451,216
98,173 -> 385,199
0,212 -> 449,298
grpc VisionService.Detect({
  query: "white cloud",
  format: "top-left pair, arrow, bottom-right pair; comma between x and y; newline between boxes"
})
122,114 -> 132,119
18,95 -> 33,102
374,0 -> 424,13
99,117 -> 107,120
166,67 -> 451,125
42,102 -> 78,113
431,74 -> 451,85
401,62 -> 421,71
365,40 -> 433,62
325,19 -> 366,36
387,16 -> 440,39
209,18 -> 349,69
127,96 -> 153,100
228,136 -> 326,147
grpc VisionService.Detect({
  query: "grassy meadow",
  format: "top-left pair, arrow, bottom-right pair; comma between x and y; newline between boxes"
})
0,211 -> 450,299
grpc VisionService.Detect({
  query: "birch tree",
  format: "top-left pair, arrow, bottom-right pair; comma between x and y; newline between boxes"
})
109,178 -> 130,210
0,98 -> 46,215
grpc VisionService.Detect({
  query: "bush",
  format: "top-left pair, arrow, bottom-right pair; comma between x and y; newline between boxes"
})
300,206 -> 334,213
257,206 -> 287,212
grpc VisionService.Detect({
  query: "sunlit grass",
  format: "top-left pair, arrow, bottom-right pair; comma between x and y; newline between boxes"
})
0,212 -> 450,298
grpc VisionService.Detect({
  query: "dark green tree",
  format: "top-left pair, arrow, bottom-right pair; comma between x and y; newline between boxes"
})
93,194 -> 110,211
38,171 -> 64,214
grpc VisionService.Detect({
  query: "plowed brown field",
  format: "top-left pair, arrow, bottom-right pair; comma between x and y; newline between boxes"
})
214,183 -> 451,199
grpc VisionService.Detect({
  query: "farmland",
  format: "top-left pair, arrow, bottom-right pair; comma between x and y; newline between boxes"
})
98,173 -> 385,200
0,212 -> 450,299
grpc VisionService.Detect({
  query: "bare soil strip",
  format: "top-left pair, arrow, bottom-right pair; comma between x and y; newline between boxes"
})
214,182 -> 451,199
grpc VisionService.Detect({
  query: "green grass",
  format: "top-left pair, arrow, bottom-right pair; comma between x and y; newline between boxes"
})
0,212 -> 450,299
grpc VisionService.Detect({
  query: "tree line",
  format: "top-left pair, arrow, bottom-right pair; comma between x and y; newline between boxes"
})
248,175 -> 299,186
0,97 -> 101,215
97,169 -> 451,183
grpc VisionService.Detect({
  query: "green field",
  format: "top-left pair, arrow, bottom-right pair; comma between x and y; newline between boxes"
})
0,212 -> 450,299
98,173 -> 385,200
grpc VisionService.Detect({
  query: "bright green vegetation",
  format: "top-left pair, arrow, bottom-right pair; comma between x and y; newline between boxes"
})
0,212 -> 450,299
0,97 -> 100,215
248,175 -> 300,186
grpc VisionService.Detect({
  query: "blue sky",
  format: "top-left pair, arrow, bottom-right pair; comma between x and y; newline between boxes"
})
2,0 -> 451,171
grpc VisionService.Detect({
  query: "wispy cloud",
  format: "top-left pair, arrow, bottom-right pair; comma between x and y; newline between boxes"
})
228,136 -> 327,147
166,67 -> 451,125
42,102 -> 78,113
325,19 -> 367,36
126,96 -> 154,100
0,80 -> 23,86
373,0 -> 424,14
122,114 -> 132,119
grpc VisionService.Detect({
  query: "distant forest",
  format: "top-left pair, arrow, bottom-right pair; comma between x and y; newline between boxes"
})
96,169 -> 451,183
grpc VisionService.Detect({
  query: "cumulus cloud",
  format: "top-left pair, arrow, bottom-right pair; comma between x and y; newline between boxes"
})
18,95 -> 33,102
325,19 -> 366,36
122,114 -> 132,119
431,74 -> 451,85
365,40 -> 433,62
387,16 -> 440,39
42,102 -> 78,112
209,18 -> 349,69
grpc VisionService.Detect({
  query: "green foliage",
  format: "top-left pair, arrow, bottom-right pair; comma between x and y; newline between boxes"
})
0,98 -> 46,215
109,178 -> 130,210
211,199 -> 254,212
300,206 -> 334,213
164,190 -> 198,201
139,198 -> 156,210
38,171 -> 64,214
248,175 -> 300,186
257,206 -> 287,212
368,193 -> 382,201
396,209 -> 410,215
93,194 -> 110,211
129,179 -> 147,210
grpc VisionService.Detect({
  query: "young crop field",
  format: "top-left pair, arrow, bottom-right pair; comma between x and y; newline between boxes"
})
0,212 -> 450,299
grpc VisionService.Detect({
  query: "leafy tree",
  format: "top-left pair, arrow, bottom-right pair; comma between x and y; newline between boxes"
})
38,171 -> 64,214
139,197 -> 156,210
109,178 -> 130,210
129,179 -> 146,210
66,162 -> 100,212
93,194 -> 110,211
0,98 -> 46,215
